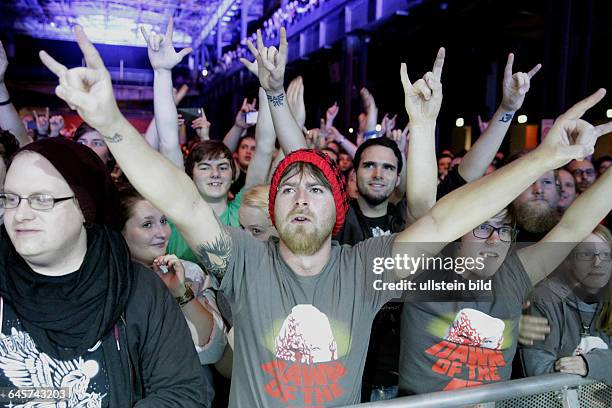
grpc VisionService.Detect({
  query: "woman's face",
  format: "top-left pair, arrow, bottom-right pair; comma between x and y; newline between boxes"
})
77,131 -> 110,164
239,204 -> 278,241
122,200 -> 171,265
569,233 -> 612,291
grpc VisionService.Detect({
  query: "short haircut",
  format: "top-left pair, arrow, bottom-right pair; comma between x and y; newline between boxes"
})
73,122 -> 98,142
279,162 -> 331,191
242,184 -> 270,212
237,134 -> 256,148
185,140 -> 236,178
353,137 -> 403,174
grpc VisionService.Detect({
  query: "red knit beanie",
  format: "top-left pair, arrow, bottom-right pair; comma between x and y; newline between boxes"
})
269,149 -> 348,235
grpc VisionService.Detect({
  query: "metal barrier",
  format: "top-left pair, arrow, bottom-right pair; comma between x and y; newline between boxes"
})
341,374 -> 612,407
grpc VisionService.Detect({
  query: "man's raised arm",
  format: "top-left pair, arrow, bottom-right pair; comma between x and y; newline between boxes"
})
142,18 -> 189,170
459,54 -> 541,181
244,28 -> 307,154
400,47 -> 445,221
0,41 -> 30,146
39,26 -> 230,276
394,89 -> 612,279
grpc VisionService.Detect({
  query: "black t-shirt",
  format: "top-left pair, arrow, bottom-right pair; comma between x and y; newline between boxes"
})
0,299 -> 110,407
230,168 -> 247,196
334,200 -> 405,392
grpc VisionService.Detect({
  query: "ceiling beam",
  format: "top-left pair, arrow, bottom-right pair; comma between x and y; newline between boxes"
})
192,0 -> 236,49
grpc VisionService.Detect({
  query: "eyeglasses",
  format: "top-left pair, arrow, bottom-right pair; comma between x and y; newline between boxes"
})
571,169 -> 596,178
574,251 -> 612,262
0,193 -> 75,211
472,224 -> 515,242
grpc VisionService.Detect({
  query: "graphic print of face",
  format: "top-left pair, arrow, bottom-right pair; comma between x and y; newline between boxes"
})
122,200 -> 171,265
76,130 -> 110,165
456,209 -> 513,278
192,157 -> 233,200
568,233 -> 612,292
275,305 -> 338,363
511,171 -> 560,233
445,308 -> 505,350
274,165 -> 335,256
3,152 -> 85,266
356,145 -> 399,206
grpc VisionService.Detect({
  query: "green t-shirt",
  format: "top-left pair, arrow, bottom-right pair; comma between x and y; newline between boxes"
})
166,188 -> 245,264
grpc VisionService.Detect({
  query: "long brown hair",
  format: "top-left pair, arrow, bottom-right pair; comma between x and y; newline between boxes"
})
593,225 -> 612,335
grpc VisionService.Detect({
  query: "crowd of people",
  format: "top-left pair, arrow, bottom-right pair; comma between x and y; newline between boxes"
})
0,16 -> 611,408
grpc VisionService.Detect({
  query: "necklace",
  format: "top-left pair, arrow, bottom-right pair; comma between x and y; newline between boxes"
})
575,298 -> 599,338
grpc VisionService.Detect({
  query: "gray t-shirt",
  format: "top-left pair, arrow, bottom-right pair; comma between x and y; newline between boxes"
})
399,251 -> 532,394
216,227 -> 398,407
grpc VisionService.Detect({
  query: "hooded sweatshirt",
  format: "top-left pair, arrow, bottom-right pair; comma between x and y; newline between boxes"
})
521,277 -> 612,384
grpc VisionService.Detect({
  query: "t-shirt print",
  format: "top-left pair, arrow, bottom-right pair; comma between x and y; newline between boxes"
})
262,305 -> 348,407
0,328 -> 108,407
574,336 -> 608,356
425,309 -> 512,390
0,300 -> 109,407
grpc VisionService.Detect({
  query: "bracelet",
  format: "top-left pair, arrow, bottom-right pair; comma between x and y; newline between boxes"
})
0,99 -> 10,106
175,285 -> 195,307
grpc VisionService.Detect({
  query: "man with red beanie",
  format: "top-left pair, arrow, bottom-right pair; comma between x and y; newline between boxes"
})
40,25 -> 611,407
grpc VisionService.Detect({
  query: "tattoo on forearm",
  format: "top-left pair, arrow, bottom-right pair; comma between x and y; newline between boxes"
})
267,93 -> 285,108
104,133 -> 123,143
196,232 -> 232,280
499,113 -> 514,123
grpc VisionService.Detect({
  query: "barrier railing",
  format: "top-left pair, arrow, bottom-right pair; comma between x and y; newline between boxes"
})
341,374 -> 612,408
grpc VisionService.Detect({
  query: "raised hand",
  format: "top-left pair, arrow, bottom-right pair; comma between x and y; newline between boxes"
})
287,76 -> 305,128
537,88 -> 612,169
360,88 -> 377,113
381,113 -> 397,137
0,41 -> 8,83
400,47 -> 445,123
173,84 -> 189,105
500,53 -> 541,112
246,27 -> 288,93
325,102 -> 339,129
49,114 -> 65,137
389,125 -> 409,153
235,97 -> 257,129
39,26 -> 122,133
192,109 -> 211,140
141,17 -> 192,71
239,54 -> 259,77
33,107 -> 50,135
152,254 -> 186,297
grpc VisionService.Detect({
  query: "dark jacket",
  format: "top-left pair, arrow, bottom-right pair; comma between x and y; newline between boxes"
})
106,263 -> 207,406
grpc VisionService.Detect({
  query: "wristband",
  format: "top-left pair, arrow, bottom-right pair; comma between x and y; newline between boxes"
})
0,99 -> 10,106
175,284 -> 195,306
